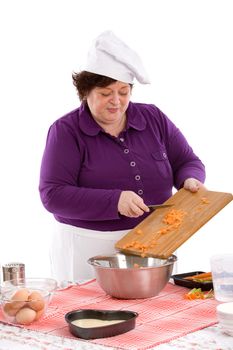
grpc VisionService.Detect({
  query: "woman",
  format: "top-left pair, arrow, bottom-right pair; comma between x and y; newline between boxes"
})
39,31 -> 205,283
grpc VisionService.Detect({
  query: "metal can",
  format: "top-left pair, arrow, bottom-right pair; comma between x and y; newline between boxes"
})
2,262 -> 25,283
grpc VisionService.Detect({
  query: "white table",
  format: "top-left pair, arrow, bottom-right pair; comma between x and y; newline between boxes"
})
0,322 -> 232,350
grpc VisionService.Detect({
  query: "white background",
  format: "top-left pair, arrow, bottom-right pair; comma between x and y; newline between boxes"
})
0,0 -> 232,280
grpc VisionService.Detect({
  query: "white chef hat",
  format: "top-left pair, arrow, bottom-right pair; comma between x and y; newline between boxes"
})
84,31 -> 150,84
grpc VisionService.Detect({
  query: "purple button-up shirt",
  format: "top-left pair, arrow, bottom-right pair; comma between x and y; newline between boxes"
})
39,102 -> 205,231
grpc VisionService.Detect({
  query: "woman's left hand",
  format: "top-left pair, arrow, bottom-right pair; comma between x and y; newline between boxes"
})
183,178 -> 205,192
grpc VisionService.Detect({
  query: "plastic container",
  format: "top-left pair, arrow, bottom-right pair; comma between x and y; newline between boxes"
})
210,254 -> 233,302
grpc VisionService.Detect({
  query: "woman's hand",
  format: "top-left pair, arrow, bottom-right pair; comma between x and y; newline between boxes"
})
183,178 -> 205,193
118,191 -> 150,218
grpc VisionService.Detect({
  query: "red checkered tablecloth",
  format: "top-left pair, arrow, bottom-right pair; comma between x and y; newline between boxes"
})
0,280 -> 218,350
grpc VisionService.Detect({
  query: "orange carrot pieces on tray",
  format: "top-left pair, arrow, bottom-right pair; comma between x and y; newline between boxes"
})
184,272 -> 212,280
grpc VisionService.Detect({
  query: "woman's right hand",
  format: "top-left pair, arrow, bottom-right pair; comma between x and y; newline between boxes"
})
117,191 -> 150,218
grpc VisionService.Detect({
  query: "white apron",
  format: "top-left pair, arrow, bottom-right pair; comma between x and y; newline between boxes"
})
50,222 -> 128,284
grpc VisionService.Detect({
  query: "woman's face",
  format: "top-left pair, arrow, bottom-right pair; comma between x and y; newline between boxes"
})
86,81 -> 131,126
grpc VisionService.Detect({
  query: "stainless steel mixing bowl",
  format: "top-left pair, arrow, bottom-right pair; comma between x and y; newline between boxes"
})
88,253 -> 177,299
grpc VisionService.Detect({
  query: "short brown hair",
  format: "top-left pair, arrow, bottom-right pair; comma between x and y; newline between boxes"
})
72,71 -> 117,101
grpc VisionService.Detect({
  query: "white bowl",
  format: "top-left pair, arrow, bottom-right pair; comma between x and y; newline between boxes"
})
217,302 -> 233,336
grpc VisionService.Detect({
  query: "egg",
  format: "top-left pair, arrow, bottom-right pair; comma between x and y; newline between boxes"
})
34,307 -> 45,321
11,288 -> 30,301
10,288 -> 30,309
28,291 -> 45,311
15,307 -> 37,325
4,288 -> 30,315
3,302 -> 19,317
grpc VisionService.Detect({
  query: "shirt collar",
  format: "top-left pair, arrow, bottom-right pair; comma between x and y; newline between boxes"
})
126,102 -> 147,131
79,101 -> 146,136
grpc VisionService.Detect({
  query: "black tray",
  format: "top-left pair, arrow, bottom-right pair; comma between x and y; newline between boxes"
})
171,271 -> 213,291
65,309 -> 138,339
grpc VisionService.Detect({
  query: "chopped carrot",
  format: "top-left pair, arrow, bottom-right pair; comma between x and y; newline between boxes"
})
133,263 -> 140,268
163,209 -> 187,226
135,229 -> 143,235
123,240 -> 149,253
157,227 -> 169,235
155,209 -> 187,236
184,272 -> 212,280
201,197 -> 210,204
124,208 -> 187,255
133,242 -> 142,250
195,207 -> 202,212
184,288 -> 204,300
149,243 -> 156,248
184,288 -> 214,300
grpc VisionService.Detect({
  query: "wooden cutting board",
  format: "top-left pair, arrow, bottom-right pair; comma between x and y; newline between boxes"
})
115,188 -> 233,259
